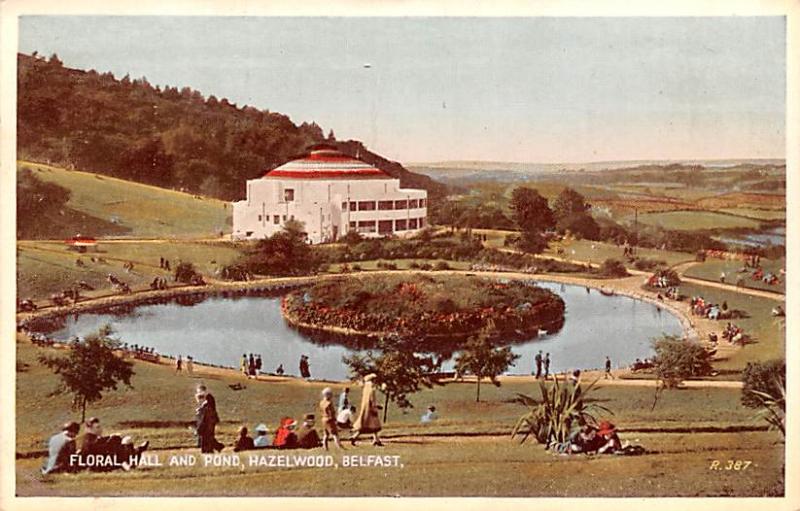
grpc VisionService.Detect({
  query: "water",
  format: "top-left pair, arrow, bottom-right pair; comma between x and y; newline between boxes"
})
715,226 -> 786,248
42,282 -> 683,381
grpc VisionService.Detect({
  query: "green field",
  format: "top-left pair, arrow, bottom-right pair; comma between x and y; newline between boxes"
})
678,282 -> 784,370
684,258 -> 786,294
17,241 -> 243,302
632,211 -> 762,231
543,239 -> 694,268
15,339 -> 783,496
19,162 -> 232,239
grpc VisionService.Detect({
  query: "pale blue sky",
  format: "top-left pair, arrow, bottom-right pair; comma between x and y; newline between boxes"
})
19,16 -> 786,163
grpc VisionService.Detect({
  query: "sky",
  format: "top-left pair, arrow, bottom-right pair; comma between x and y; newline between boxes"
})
18,16 -> 786,164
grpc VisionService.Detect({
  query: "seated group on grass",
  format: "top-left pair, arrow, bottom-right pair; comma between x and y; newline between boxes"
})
553,419 -> 643,456
690,296 -> 735,320
41,417 -> 150,475
234,414 -> 325,451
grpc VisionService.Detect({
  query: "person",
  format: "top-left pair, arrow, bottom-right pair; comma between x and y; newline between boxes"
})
240,354 -> 248,377
42,421 -> 80,475
273,417 -> 298,449
186,356 -> 194,375
350,373 -> 383,446
195,384 -> 224,453
543,353 -> 551,379
248,353 -> 256,378
337,405 -> 357,430
421,405 -> 438,424
255,354 -> 262,375
534,351 -> 543,379
338,387 -> 350,411
276,363 -> 285,376
176,355 -> 183,373
596,420 -> 622,454
569,369 -> 581,385
720,271 -> 726,284
296,414 -> 322,449
299,355 -> 311,379
78,417 -> 149,471
233,426 -> 255,452
320,388 -> 345,450
253,424 -> 272,448
604,356 -> 614,379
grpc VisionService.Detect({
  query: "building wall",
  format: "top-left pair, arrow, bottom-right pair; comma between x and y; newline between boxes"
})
232,177 -> 427,244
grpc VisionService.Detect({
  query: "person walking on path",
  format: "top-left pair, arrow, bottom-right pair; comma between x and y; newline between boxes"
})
534,351 -> 543,379
176,355 -> 182,373
194,384 -> 224,453
186,356 -> 194,375
240,354 -> 248,377
320,388 -> 345,450
350,374 -> 383,447
299,355 -> 311,379
605,356 -> 614,380
544,353 -> 551,379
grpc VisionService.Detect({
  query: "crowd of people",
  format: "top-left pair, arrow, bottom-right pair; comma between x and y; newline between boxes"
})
41,417 -> 150,474
689,295 -> 731,320
240,353 -> 264,378
550,419 -> 643,456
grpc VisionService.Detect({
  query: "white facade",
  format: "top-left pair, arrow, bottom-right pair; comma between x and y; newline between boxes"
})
232,145 -> 427,244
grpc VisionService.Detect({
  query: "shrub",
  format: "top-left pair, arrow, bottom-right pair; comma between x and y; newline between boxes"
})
434,261 -> 451,271
352,264 -> 362,272
597,258 -> 629,277
174,262 -> 200,283
633,258 -> 667,271
741,360 -> 786,409
409,261 -> 421,269
651,335 -> 714,389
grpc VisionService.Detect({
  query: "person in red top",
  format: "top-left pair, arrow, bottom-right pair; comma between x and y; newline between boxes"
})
273,417 -> 298,449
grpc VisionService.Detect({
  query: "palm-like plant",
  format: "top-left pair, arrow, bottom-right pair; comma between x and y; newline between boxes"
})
512,376 -> 611,447
748,376 -> 785,437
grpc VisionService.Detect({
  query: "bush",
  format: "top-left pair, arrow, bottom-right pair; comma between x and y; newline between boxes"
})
633,258 -> 667,271
516,230 -> 548,254
339,231 -> 364,245
557,212 -> 601,241
652,335 -> 714,388
434,261 -> 451,271
597,259 -> 629,277
174,262 -> 200,283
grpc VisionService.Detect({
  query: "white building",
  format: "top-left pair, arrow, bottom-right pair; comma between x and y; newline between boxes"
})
232,144 -> 428,244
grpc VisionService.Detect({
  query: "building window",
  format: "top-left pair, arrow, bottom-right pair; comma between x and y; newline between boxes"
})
358,201 -> 376,211
409,199 -> 419,209
409,218 -> 419,229
357,220 -> 376,233
258,214 -> 262,222
378,220 -> 393,234
273,215 -> 280,224
342,202 -> 348,211
394,199 -> 408,209
282,215 -> 287,221
420,198 -> 426,208
378,200 -> 394,210
395,219 -> 407,231
419,217 -> 426,227
284,189 -> 295,202
350,201 -> 357,211
349,221 -> 356,229
290,215 -> 295,220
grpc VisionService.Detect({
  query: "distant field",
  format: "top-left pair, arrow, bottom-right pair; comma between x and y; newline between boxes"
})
718,208 -> 786,221
633,211 -> 762,231
19,162 -> 232,239
544,239 -> 694,268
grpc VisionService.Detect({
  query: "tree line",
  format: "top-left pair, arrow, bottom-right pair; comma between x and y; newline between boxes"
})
17,53 -> 445,201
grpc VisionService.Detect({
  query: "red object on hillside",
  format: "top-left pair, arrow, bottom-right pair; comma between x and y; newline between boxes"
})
65,234 -> 97,247
263,144 -> 389,179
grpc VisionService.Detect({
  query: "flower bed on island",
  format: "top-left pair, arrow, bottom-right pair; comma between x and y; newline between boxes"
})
281,274 -> 565,348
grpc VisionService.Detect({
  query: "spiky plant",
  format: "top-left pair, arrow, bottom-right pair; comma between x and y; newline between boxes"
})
748,376 -> 785,437
511,376 -> 611,448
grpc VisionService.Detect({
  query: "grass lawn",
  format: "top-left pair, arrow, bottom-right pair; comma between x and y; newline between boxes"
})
632,211 -> 762,231
718,208 -> 786,221
15,339 -> 783,496
19,161 -> 232,239
678,283 -> 784,371
543,239 -> 694,268
17,241 -> 243,302
684,258 -> 786,294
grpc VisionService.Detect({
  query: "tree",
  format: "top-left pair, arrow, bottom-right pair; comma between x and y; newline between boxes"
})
598,258 -> 629,277
174,261 -> 201,283
516,228 -> 548,254
650,335 -> 714,409
245,220 -> 319,276
343,335 -> 441,422
552,187 -> 590,222
509,187 -> 555,233
557,212 -> 601,240
455,326 -> 520,402
38,325 -> 135,422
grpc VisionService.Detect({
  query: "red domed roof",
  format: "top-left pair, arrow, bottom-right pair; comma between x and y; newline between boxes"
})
263,145 -> 390,179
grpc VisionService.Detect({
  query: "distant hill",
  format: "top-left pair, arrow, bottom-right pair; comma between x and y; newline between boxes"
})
17,53 -> 443,202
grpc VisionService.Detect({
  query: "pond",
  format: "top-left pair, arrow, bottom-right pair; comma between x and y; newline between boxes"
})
714,226 -> 786,248
40,281 -> 683,381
